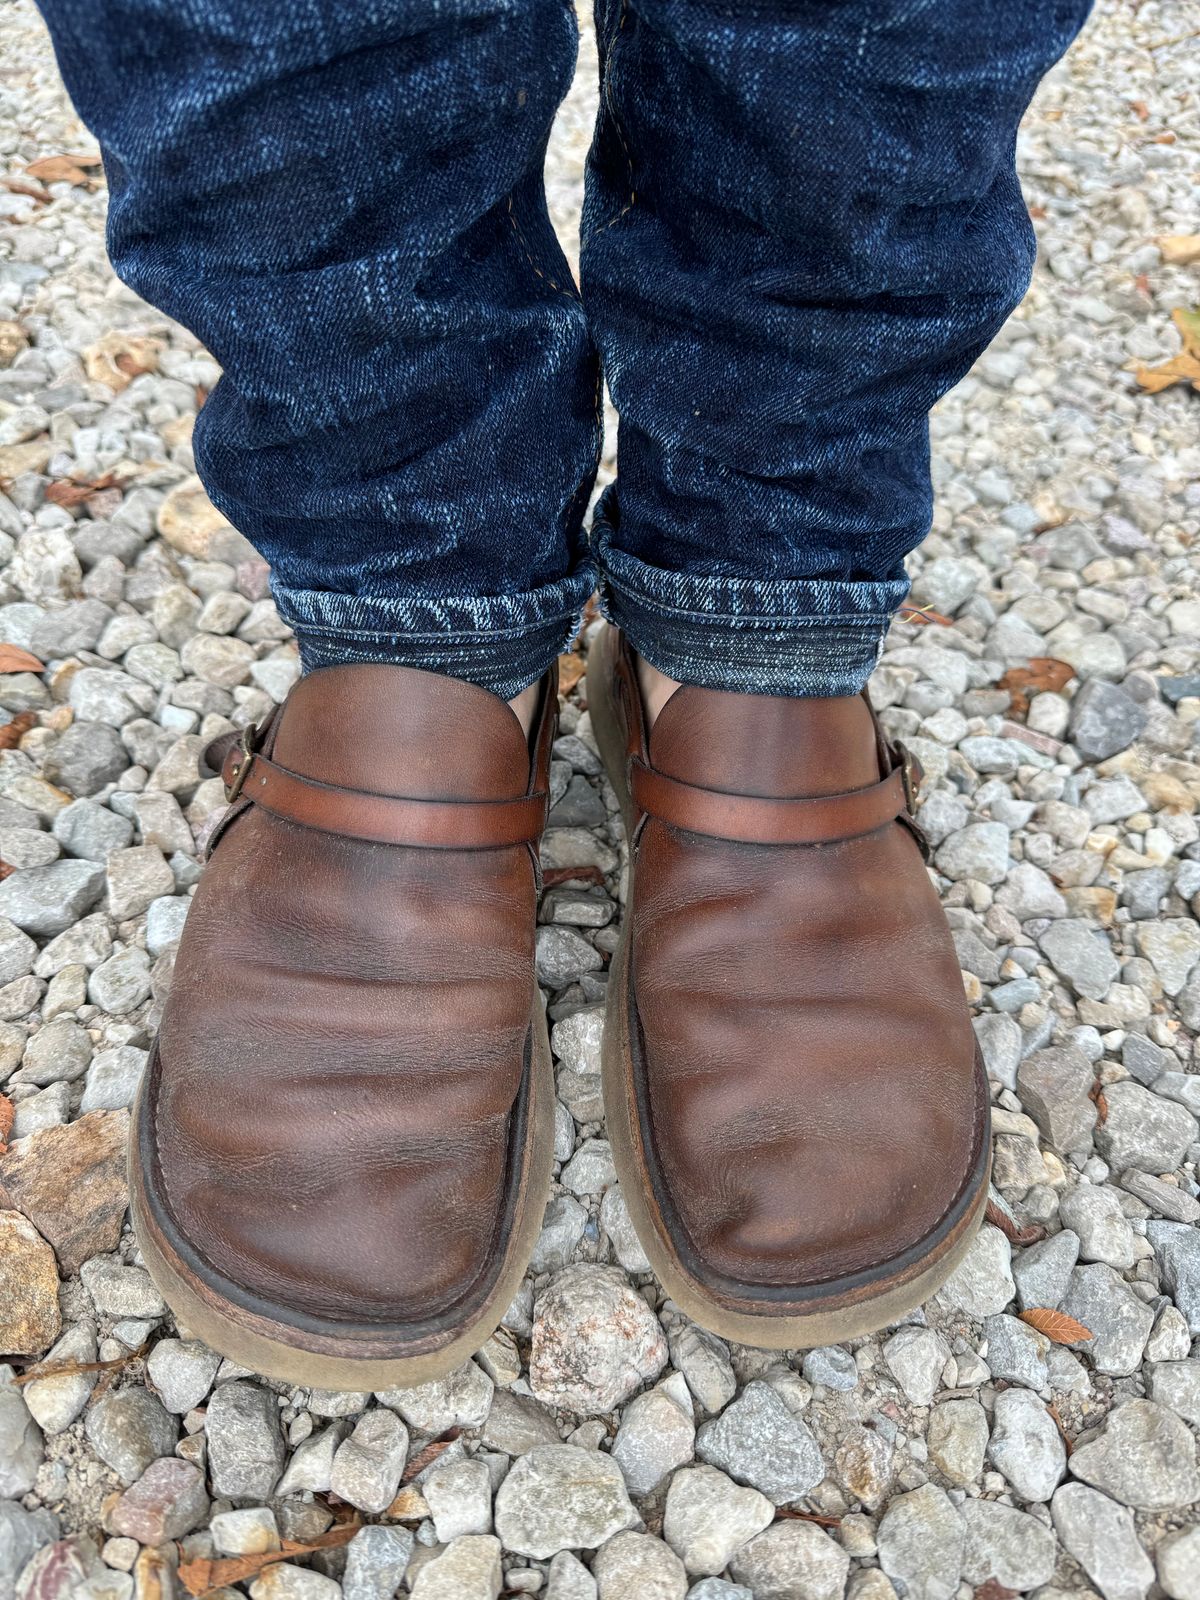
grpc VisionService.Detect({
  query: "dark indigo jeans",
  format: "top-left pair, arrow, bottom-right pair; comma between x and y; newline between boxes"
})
38,0 -> 1090,699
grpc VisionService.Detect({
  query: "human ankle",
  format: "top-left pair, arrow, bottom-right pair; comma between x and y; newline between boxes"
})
635,653 -> 682,728
507,680 -> 540,738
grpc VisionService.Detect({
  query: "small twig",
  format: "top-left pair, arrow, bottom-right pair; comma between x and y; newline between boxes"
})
1147,26 -> 1200,49
13,1341 -> 150,1387
898,604 -> 953,627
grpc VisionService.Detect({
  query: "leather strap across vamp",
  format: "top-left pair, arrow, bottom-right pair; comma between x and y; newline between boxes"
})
586,624 -> 990,1347
129,663 -> 557,1387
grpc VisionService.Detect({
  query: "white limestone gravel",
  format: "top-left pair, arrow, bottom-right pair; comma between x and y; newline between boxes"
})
1,0 -> 1198,1593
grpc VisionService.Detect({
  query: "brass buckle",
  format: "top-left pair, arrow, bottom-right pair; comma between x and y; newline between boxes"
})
898,744 -> 921,815
223,722 -> 261,803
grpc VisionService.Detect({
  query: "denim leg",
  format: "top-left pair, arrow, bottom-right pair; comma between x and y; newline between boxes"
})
581,0 -> 1091,696
36,0 -> 601,699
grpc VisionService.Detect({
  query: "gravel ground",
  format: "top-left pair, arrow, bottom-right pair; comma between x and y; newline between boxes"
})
1,2 -> 1199,1598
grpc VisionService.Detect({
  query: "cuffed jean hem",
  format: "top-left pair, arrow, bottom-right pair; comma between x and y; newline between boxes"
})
594,532 -> 909,698
272,567 -> 597,702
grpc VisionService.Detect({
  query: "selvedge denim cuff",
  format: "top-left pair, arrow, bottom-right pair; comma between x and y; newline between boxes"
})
594,527 -> 906,699
272,567 -> 596,702
39,0 -> 1089,698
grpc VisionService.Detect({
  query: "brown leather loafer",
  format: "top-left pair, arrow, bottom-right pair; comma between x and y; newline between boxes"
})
131,663 -> 556,1387
587,625 -> 989,1347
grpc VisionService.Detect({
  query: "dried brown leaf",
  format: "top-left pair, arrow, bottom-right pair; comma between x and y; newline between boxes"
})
1136,352 -> 1200,394
2,180 -> 50,205
44,481 -> 93,508
178,1523 -> 359,1598
0,1097 -> 12,1146
45,472 -> 117,508
25,155 -> 93,186
975,1582 -> 1019,1600
557,652 -> 585,694
1088,1078 -> 1109,1126
1019,1307 -> 1093,1344
0,711 -> 37,752
114,350 -> 154,378
1137,313 -> 1200,393
1174,307 -> 1200,359
1158,235 -> 1200,266
401,1429 -> 460,1483
997,658 -> 1075,718
0,645 -> 44,675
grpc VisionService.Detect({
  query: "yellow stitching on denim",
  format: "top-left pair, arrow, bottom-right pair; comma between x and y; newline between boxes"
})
506,193 -> 578,300
589,0 -> 636,237
564,351 -> 605,536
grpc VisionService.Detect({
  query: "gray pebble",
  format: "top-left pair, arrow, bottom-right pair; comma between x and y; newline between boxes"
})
988,1389 -> 1065,1502
0,858 -> 106,936
1069,1398 -> 1199,1509
493,1445 -> 636,1559
329,1407 -> 408,1515
341,1525 -> 415,1600
204,1380 -> 286,1500
535,926 -> 603,988
876,1483 -> 963,1600
44,721 -> 130,796
960,1499 -> 1057,1592
1039,920 -> 1119,1002
1096,1081 -> 1197,1173
17,1017 -> 93,1085
84,1386 -> 178,1485
695,1380 -> 822,1505
1017,1047 -> 1099,1153
1013,1229 -> 1080,1311
80,1045 -> 147,1112
935,822 -> 1010,886
1059,1264 -> 1153,1376
0,918 -> 36,986
1068,679 -> 1147,761
1146,1221 -> 1200,1335
1051,1483 -> 1153,1600
145,1339 -> 221,1414
610,1375 -> 695,1497
801,1346 -> 858,1392
982,1313 -> 1049,1389
52,797 -> 134,860
86,946 -> 152,1013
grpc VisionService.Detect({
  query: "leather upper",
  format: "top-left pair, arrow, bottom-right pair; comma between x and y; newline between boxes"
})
601,627 -> 985,1293
150,663 -> 553,1325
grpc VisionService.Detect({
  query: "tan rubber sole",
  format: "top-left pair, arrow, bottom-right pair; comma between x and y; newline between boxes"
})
585,635 -> 990,1348
130,996 -> 555,1390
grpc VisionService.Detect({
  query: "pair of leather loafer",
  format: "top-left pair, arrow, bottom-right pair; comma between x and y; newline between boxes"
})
131,624 -> 988,1386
